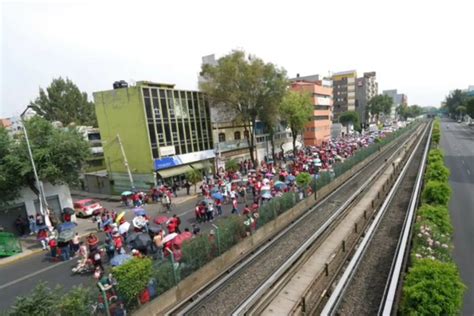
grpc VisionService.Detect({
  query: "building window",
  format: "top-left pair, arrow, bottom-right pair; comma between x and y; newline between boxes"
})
218,133 -> 226,142
234,131 -> 241,140
314,115 -> 330,120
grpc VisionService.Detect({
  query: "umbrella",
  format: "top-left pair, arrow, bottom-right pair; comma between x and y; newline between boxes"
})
37,224 -> 48,231
249,169 -> 256,173
62,207 -> 75,215
211,187 -> 219,193
132,216 -> 147,229
262,178 -> 270,184
154,216 -> 168,225
133,208 -> 146,217
212,193 -> 224,201
261,185 -> 271,191
201,198 -> 214,205
115,211 -> 126,224
261,192 -> 273,199
118,221 -> 131,235
127,233 -> 152,250
57,222 -> 77,232
100,218 -> 113,229
148,224 -> 162,234
287,175 -> 296,182
265,173 -> 273,178
173,231 -> 193,248
58,229 -> 75,242
121,191 -> 133,196
162,232 -> 178,244
274,181 -> 287,190
110,254 -> 132,267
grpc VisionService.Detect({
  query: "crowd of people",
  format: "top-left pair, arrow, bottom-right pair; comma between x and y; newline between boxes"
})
23,130 -> 389,307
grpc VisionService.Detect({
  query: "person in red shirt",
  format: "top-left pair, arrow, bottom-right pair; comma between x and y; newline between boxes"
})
243,204 -> 251,215
172,214 -> 181,234
48,237 -> 58,260
167,220 -> 177,234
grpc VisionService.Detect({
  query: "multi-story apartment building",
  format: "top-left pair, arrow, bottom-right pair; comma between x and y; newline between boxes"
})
332,70 -> 357,121
355,71 -> 378,125
383,89 -> 408,121
290,74 -> 333,146
94,81 -> 214,193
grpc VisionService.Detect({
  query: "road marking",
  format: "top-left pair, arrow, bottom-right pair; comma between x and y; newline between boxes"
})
0,258 -> 76,291
468,169 -> 471,176
462,160 -> 465,165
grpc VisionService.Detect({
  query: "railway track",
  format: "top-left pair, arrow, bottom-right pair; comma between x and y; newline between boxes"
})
321,121 -> 431,316
168,122 -> 427,316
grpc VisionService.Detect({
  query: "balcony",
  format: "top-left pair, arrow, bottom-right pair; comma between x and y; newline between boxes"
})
316,97 -> 331,106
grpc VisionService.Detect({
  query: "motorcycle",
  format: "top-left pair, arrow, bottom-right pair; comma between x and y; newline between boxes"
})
72,258 -> 95,274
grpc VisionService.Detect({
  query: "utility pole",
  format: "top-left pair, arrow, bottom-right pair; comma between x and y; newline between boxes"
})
20,107 -> 48,217
116,134 -> 135,190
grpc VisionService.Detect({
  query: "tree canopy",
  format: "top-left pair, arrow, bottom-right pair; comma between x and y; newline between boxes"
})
30,77 -> 97,127
398,104 -> 423,120
279,90 -> 313,154
368,95 -> 393,122
339,111 -> 360,134
200,50 -> 288,163
0,117 -> 90,206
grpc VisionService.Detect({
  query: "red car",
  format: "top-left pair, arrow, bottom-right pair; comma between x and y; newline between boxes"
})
74,199 -> 103,217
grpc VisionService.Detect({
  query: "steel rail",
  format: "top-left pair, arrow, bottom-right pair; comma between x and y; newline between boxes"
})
320,122 -> 429,316
378,120 -> 432,315
171,123 -> 422,315
231,124 -> 427,316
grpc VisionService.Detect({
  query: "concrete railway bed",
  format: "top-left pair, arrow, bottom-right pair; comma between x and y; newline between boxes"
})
167,122 -> 428,316
320,121 -> 431,316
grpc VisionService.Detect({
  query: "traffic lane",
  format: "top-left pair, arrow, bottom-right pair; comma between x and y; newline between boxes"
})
0,250 -> 55,287
441,121 -> 474,315
0,256 -> 93,312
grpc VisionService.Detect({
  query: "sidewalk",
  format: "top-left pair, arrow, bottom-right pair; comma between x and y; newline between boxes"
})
0,217 -> 97,267
70,187 -> 200,206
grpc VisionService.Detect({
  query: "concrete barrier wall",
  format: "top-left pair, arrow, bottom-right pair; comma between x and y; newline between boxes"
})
136,126 -> 422,316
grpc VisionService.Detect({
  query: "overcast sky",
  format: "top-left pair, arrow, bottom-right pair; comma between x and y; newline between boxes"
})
1,0 -> 473,118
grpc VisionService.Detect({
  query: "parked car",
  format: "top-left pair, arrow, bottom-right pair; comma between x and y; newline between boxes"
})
73,199 -> 103,217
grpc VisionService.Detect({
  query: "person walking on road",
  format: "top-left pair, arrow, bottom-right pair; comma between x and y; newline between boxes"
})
184,180 -> 191,195
28,215 -> 37,235
231,197 -> 239,215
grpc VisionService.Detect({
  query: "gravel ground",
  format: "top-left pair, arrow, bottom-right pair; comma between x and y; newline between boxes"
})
184,127 -> 423,316
336,127 -> 428,315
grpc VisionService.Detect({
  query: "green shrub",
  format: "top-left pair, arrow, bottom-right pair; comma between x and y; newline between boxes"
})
113,257 -> 152,307
8,282 -> 60,316
57,286 -> 94,316
401,259 -> 465,316
225,159 -> 239,172
428,148 -> 444,164
153,261 -> 177,295
417,204 -> 453,235
425,161 -> 450,182
422,180 -> 451,206
412,221 -> 452,262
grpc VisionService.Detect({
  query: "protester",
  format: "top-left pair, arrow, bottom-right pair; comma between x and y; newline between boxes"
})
28,215 -> 37,235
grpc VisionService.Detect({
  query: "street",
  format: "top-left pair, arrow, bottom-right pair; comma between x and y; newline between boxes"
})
0,190 -> 243,312
440,119 -> 474,315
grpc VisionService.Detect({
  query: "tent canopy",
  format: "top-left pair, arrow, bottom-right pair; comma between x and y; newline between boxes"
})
158,165 -> 193,178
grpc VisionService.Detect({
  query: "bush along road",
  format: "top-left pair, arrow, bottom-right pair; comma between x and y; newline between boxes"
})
400,119 -> 465,315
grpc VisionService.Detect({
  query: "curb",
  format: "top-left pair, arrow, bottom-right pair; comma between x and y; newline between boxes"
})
0,231 -> 91,268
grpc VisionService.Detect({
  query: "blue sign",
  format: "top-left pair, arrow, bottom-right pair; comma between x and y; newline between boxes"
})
154,157 -> 182,170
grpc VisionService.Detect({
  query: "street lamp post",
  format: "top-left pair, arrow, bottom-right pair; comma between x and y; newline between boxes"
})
20,106 -> 48,216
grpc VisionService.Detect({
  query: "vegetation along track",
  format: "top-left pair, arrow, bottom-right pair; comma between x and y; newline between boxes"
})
173,123 -> 426,316
331,123 -> 430,315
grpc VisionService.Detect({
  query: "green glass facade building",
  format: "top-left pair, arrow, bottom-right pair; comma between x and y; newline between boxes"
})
94,81 -> 214,193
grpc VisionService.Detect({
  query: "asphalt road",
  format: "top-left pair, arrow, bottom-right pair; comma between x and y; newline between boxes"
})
440,119 -> 474,315
0,191 -> 245,312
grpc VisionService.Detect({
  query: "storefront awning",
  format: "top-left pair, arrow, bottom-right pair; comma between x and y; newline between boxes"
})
157,165 -> 193,178
190,161 -> 211,170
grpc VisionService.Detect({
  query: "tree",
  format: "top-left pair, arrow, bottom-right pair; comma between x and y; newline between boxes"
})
2,117 -> 90,202
186,169 -> 202,194
368,95 -> 393,123
0,127 -> 23,207
465,97 -> 474,118
29,77 -> 97,126
225,159 -> 239,172
456,105 -> 466,120
200,50 -> 288,164
444,89 -> 467,117
113,257 -> 152,308
279,90 -> 313,154
339,111 -> 360,135
398,104 -> 423,120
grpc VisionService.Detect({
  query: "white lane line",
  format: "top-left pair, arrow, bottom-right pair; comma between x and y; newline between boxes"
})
0,259 -> 75,291
468,169 -> 471,176
462,160 -> 465,165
